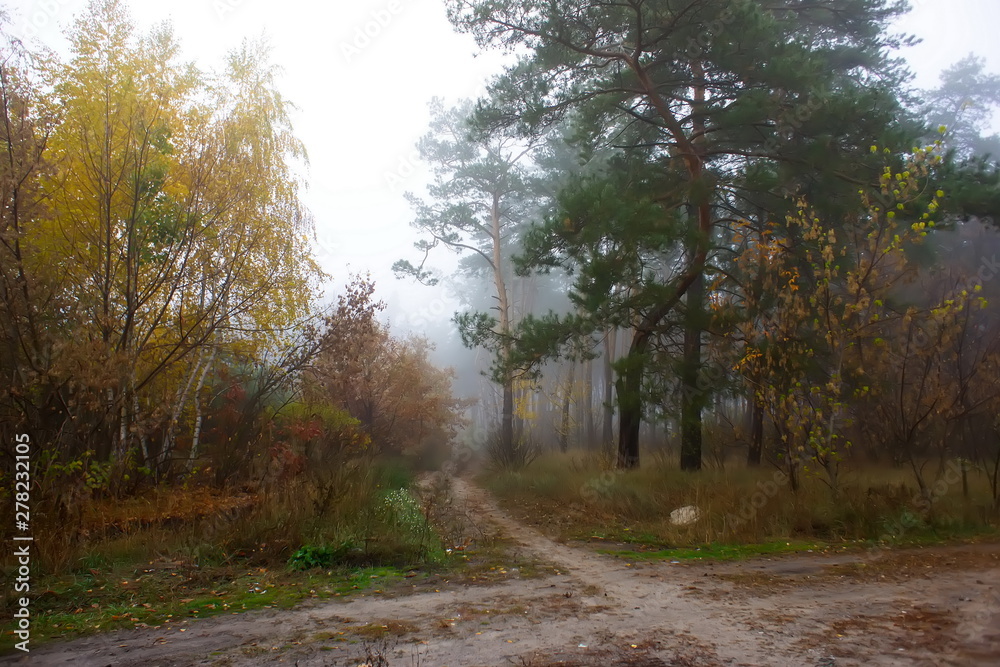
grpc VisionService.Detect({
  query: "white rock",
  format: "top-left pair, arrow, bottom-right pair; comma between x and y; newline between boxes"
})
669,505 -> 701,526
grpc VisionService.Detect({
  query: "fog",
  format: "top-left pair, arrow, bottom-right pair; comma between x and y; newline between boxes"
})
4,0 -> 999,448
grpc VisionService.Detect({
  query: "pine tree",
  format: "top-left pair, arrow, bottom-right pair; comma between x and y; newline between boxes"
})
450,0 -> 921,468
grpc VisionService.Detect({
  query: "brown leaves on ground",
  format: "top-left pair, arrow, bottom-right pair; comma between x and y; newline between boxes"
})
82,487 -> 257,536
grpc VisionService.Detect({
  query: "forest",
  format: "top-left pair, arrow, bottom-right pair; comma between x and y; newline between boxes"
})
2,0 -> 1000,664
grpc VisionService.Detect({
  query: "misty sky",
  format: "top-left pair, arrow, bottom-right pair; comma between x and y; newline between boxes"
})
4,0 -> 999,338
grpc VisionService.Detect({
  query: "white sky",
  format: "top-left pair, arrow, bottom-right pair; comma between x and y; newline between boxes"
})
4,0 -> 1000,337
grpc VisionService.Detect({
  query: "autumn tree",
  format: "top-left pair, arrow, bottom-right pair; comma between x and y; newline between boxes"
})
0,0 -> 321,490
315,328 -> 464,457
730,146 -> 998,495
0,25 -> 59,448
305,276 -> 466,460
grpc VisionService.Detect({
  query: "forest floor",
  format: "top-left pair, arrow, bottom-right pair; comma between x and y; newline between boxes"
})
7,476 -> 1000,667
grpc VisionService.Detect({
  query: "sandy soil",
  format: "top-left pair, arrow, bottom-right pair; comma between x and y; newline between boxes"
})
7,476 -> 999,666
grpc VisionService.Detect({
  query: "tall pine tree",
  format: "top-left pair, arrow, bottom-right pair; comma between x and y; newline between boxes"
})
451,0 -> 922,468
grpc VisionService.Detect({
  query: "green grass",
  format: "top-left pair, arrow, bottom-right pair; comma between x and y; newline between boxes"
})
7,561 -> 417,648
599,539 -> 829,561
375,457 -> 417,491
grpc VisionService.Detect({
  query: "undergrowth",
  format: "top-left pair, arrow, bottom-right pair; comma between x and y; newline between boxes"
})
0,458 -> 465,651
482,451 -> 999,552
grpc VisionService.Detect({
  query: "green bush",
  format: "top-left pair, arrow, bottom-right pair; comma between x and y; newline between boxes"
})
288,541 -> 359,570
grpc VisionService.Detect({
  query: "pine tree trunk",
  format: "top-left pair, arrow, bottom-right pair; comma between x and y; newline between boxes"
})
616,369 -> 641,468
680,271 -> 704,471
603,329 -> 616,454
491,192 -> 515,460
583,356 -> 596,449
616,332 -> 649,469
559,361 -> 575,452
679,61 -> 708,473
501,376 -> 514,458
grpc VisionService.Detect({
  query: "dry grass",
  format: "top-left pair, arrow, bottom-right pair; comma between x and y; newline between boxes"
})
481,451 -> 998,549
15,456 -> 444,576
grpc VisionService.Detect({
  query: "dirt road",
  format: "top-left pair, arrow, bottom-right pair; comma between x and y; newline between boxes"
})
8,477 -> 1000,666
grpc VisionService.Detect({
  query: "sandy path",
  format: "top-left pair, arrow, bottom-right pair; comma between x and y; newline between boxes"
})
6,476 -> 1000,666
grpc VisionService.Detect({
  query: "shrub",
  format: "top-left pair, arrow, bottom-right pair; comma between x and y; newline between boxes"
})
288,541 -> 359,570
485,427 -> 541,471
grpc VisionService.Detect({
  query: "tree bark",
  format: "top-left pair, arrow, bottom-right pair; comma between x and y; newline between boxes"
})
679,60 -> 710,473
613,57 -> 713,470
501,378 -> 514,457
616,372 -> 641,468
616,266 -> 702,469
680,271 -> 704,471
187,348 -> 216,471
747,397 -> 764,467
491,192 -> 515,458
558,360 -> 575,452
602,328 -> 616,454
583,356 -> 595,449
616,331 -> 651,469
161,347 -> 206,472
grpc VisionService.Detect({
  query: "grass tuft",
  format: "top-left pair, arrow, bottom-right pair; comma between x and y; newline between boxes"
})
481,451 -> 999,552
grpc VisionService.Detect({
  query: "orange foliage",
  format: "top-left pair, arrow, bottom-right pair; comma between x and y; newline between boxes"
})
82,487 -> 257,535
